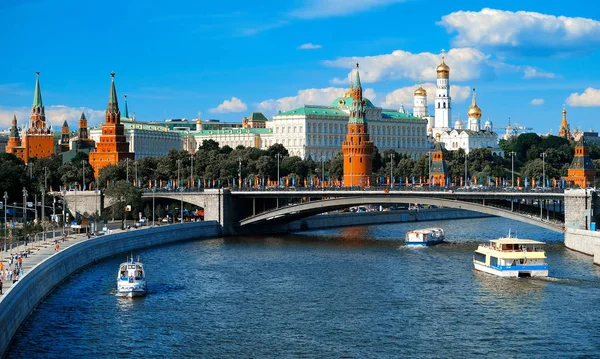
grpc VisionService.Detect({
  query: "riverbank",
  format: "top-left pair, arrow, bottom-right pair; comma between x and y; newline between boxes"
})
564,228 -> 600,265
0,221 -> 219,356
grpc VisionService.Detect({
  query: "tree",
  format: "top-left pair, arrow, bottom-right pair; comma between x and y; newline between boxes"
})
199,139 -> 220,152
328,151 -> 344,180
266,143 -> 289,158
104,181 -> 142,226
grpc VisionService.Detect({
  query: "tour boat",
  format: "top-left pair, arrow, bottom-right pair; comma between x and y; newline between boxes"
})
473,235 -> 548,278
405,228 -> 445,246
116,256 -> 147,297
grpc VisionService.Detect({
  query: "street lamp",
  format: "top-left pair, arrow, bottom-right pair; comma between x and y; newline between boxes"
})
126,158 -> 130,183
428,151 -> 432,187
275,153 -> 283,188
190,155 -> 194,190
135,160 -> 138,187
389,153 -> 394,188
237,157 -> 242,188
82,160 -> 85,190
22,187 -> 28,224
464,153 -> 468,187
152,181 -> 156,227
62,190 -> 67,239
3,191 -> 7,253
321,153 -> 325,189
509,151 -> 516,188
177,159 -> 183,223
541,152 -> 546,188
42,167 -> 47,242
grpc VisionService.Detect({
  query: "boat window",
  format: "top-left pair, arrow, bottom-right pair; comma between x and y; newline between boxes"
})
473,252 -> 486,263
490,257 -> 498,268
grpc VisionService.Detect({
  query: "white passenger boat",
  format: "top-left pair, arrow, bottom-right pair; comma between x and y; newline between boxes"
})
473,236 -> 548,278
116,256 -> 147,297
405,228 -> 445,247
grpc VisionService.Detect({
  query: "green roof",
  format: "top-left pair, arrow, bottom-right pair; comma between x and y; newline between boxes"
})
331,97 -> 375,108
179,127 -> 272,136
381,110 -> 426,122
276,106 -> 348,117
9,115 -> 19,138
249,112 -> 268,122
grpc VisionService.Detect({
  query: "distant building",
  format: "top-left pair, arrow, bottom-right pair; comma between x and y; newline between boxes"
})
62,112 -> 96,163
437,89 -> 503,156
430,142 -> 449,186
558,106 -> 572,140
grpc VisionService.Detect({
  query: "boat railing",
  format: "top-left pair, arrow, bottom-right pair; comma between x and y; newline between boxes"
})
480,244 -> 545,252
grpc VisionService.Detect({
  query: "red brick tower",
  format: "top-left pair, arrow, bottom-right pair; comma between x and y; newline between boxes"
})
60,120 -> 70,152
566,137 -> 596,187
89,72 -> 134,178
6,114 -> 25,159
342,64 -> 374,187
22,72 -> 55,162
430,142 -> 448,186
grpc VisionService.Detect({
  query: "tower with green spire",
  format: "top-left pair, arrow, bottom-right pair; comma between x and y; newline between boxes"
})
22,72 -> 55,162
342,63 -> 374,187
123,94 -> 129,120
89,72 -> 133,178
60,120 -> 70,152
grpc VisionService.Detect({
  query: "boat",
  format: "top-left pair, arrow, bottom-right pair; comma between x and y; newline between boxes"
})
405,228 -> 445,246
116,255 -> 147,297
473,235 -> 548,278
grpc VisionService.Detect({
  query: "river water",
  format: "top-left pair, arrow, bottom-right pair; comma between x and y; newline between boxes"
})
6,217 -> 600,358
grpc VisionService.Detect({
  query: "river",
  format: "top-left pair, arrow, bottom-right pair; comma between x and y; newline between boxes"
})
6,217 -> 600,358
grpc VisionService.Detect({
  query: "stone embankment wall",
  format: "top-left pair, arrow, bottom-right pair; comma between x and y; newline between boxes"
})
288,208 -> 490,232
564,228 -> 600,265
0,221 -> 220,356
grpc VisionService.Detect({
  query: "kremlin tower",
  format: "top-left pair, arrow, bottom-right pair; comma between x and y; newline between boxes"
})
567,138 -> 596,188
6,72 -> 55,162
5,115 -> 25,158
429,142 -> 448,186
89,72 -> 134,178
558,105 -> 571,139
60,120 -> 70,152
342,64 -> 374,187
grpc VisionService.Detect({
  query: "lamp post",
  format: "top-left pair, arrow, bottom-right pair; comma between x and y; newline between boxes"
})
389,153 -> 394,188
321,154 -> 325,189
190,155 -> 194,190
135,160 -> 138,187
238,158 -> 242,188
82,160 -> 85,190
42,167 -> 47,242
152,181 -> 156,227
276,153 -> 283,188
428,151 -> 432,187
3,191 -> 7,253
95,187 -> 99,234
22,187 -> 27,224
541,152 -> 546,188
52,196 -> 56,240
464,153 -> 468,187
126,158 -> 129,183
510,151 -> 516,188
177,159 -> 183,223
62,190 -> 66,240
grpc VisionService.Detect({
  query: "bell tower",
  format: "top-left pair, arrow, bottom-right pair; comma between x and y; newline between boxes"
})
342,64 -> 374,187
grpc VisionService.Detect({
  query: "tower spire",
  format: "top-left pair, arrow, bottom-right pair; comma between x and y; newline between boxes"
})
33,71 -> 43,109
352,63 -> 362,89
106,72 -> 120,123
124,94 -> 129,119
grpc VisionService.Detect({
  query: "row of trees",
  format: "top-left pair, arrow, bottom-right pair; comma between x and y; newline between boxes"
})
0,134 -> 596,225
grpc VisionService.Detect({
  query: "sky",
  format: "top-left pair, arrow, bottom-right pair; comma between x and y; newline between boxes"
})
2,0 -> 600,135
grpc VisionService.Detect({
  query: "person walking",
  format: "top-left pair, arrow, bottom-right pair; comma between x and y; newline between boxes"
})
55,243 -> 59,252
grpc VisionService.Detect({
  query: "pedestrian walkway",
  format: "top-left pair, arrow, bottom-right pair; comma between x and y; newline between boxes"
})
0,233 -> 98,296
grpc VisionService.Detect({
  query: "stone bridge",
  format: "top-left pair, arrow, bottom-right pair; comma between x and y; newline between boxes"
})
56,188 -> 597,236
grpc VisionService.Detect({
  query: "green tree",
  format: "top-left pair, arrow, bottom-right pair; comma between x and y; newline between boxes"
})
104,181 -> 142,226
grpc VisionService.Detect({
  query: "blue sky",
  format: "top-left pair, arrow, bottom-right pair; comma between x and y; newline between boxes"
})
2,0 -> 600,135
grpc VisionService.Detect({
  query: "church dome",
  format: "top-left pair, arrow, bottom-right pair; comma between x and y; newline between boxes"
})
414,86 -> 427,97
467,88 -> 482,119
436,56 -> 450,78
484,119 -> 492,127
454,118 -> 464,129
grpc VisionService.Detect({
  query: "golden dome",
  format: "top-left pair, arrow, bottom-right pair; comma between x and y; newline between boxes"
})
196,118 -> 202,125
414,86 -> 427,97
468,88 -> 482,119
436,56 -> 450,77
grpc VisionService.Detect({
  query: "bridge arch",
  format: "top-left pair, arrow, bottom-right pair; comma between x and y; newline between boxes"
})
238,196 -> 564,233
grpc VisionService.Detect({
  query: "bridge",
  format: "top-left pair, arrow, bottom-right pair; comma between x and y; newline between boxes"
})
62,187 -> 598,236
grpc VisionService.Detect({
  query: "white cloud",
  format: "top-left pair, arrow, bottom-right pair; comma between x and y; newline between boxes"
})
290,0 -> 405,19
0,105 -> 105,130
531,98 -> 544,106
380,84 -> 472,109
326,48 -> 556,83
297,43 -> 322,50
566,88 -> 600,107
439,8 -> 600,56
257,87 -> 376,115
209,97 -> 248,113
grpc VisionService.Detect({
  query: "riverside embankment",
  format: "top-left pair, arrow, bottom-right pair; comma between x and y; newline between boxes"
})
0,208 -> 488,356
0,221 -> 220,356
